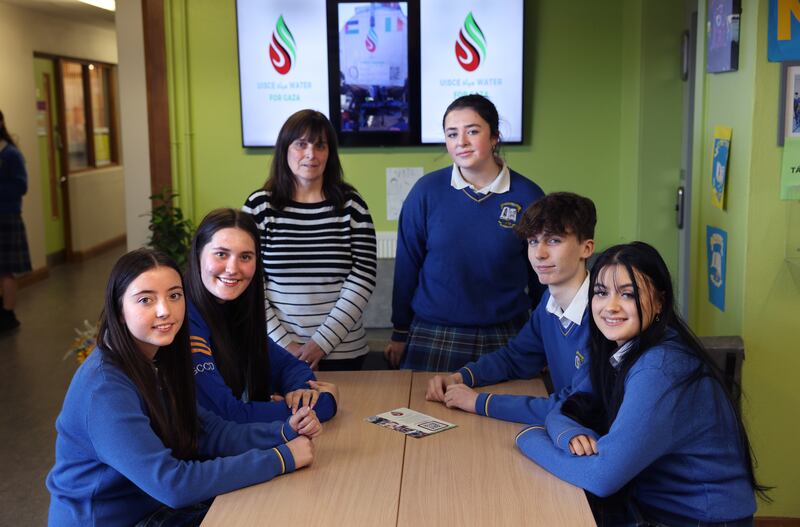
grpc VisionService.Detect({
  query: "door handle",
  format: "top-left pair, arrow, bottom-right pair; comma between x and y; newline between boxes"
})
675,186 -> 685,230
60,176 -> 67,183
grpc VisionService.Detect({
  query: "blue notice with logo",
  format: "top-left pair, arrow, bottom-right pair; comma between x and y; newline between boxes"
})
706,226 -> 728,312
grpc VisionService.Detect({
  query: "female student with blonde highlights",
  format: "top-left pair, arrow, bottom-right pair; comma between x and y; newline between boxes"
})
47,249 -> 319,527
515,242 -> 766,526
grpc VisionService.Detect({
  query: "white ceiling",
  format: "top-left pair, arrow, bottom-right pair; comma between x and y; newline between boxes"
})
1,0 -> 115,27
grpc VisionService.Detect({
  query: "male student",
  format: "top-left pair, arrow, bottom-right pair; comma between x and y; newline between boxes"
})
426,192 -> 596,424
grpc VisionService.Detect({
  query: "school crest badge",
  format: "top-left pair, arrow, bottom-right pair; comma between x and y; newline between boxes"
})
498,202 -> 522,228
575,350 -> 585,369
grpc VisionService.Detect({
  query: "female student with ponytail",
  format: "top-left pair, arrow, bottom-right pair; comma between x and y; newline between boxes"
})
515,242 -> 765,526
386,94 -> 545,371
47,249 -> 320,527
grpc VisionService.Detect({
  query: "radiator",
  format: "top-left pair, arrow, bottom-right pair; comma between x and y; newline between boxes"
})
376,231 -> 397,259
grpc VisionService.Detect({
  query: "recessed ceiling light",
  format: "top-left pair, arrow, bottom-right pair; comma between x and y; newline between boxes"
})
77,0 -> 116,11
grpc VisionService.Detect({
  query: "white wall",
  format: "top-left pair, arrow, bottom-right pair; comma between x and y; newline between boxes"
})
0,2 -> 123,267
68,167 -> 126,250
116,0 -> 152,250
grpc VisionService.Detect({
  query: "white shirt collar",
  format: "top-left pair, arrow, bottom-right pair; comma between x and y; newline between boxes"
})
546,273 -> 590,327
610,339 -> 637,369
450,162 -> 510,194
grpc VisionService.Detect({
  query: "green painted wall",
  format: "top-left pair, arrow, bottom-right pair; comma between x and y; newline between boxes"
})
33,57 -> 64,255
636,1 -> 686,277
165,0 -> 636,250
690,0 -> 800,516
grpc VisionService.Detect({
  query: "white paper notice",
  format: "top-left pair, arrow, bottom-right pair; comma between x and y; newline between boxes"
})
386,167 -> 424,220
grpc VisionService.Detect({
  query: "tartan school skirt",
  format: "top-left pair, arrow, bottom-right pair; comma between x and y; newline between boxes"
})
0,214 -> 32,275
401,314 -> 528,372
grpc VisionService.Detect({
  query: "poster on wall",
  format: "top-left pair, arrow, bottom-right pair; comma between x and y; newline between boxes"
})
768,0 -> 800,61
419,0 -> 524,143
711,126 -> 732,209
236,0 -> 330,147
779,139 -> 800,199
706,226 -> 728,312
706,0 -> 740,73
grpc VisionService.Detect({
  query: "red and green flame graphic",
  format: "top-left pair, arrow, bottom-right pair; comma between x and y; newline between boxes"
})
269,15 -> 296,75
365,27 -> 378,53
455,12 -> 486,72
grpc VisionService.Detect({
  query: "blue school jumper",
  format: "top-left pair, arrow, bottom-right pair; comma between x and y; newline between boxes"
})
188,301 -> 336,423
457,290 -> 590,423
515,330 -> 756,523
390,166 -> 544,342
47,348 -> 298,527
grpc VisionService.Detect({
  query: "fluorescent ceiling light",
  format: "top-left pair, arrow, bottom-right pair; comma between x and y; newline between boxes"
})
77,0 -> 116,11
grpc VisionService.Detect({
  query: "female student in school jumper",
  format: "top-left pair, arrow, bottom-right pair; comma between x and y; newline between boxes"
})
243,110 -> 377,371
515,242 -> 765,526
47,249 -> 320,527
185,209 -> 339,424
0,110 -> 32,332
385,94 -> 545,371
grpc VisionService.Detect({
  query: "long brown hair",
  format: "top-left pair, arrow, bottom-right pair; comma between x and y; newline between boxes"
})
185,209 -> 272,401
98,249 -> 199,460
265,109 -> 354,210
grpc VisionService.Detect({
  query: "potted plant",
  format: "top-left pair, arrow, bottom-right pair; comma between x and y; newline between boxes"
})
145,189 -> 194,269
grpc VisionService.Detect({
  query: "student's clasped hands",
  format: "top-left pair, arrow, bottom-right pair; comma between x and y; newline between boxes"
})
285,406 -> 322,469
426,373 -> 478,414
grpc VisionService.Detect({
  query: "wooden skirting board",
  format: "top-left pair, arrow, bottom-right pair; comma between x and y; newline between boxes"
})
17,266 -> 49,289
69,235 -> 126,262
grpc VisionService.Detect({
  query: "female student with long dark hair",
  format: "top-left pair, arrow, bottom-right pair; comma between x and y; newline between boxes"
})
515,242 -> 764,526
186,208 -> 338,424
47,249 -> 319,527
243,109 -> 377,370
385,94 -> 545,371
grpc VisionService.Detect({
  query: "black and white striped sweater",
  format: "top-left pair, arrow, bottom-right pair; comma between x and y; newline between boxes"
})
243,190 -> 377,360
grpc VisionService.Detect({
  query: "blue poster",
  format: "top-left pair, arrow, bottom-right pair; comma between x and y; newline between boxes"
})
706,226 -> 728,312
768,0 -> 800,61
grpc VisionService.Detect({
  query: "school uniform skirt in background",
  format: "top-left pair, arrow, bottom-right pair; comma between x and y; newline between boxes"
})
0,214 -> 32,274
400,314 -> 528,372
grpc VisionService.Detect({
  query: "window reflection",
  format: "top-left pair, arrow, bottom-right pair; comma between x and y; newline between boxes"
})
62,61 -> 88,171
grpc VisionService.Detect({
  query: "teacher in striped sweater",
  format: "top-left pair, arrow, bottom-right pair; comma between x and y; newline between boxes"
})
244,110 -> 377,371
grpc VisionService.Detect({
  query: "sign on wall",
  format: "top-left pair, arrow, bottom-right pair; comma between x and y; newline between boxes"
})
237,0 -> 330,147
419,0 -> 524,143
769,0 -> 800,61
706,226 -> 728,312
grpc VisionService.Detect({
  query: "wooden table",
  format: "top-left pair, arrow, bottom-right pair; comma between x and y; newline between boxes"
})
400,373 -> 595,526
202,371 -> 595,526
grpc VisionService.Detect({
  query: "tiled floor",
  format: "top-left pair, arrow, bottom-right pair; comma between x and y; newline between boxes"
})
0,245 -> 392,525
0,245 -> 126,526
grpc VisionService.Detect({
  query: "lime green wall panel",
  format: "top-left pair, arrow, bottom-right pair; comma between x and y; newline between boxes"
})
689,0 -> 800,516
33,57 -> 64,255
740,0 -> 800,516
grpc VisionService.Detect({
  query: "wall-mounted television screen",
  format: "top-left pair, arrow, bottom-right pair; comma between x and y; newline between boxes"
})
236,0 -> 331,147
235,0 -> 523,147
328,1 -> 419,147
419,0 -> 524,144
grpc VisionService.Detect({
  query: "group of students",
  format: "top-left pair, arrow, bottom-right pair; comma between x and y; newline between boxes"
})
46,95 -> 765,526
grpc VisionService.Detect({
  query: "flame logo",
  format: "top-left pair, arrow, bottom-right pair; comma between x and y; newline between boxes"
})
269,15 -> 296,75
455,12 -> 486,72
365,27 -> 378,53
